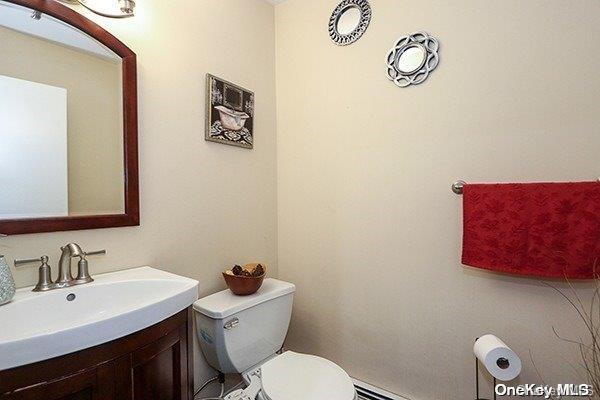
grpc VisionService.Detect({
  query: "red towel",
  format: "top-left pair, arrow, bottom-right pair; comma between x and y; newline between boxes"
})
462,182 -> 600,279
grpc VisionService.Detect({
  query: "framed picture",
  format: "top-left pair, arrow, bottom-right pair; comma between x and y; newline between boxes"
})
205,74 -> 254,149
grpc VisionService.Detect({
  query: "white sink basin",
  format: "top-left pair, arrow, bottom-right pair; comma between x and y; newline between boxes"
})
0,266 -> 198,370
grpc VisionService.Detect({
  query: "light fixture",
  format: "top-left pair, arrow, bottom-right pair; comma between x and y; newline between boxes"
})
56,0 -> 135,18
118,0 -> 135,14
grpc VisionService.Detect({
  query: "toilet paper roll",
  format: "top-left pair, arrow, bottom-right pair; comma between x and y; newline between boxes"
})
474,334 -> 522,381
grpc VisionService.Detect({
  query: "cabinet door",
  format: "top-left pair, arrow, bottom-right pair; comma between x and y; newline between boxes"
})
0,309 -> 192,400
129,326 -> 190,400
2,363 -> 115,400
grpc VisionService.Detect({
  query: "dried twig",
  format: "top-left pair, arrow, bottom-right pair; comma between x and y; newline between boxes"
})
539,259 -> 600,399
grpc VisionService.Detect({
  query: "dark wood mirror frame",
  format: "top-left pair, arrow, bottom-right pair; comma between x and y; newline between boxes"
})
0,0 -> 139,235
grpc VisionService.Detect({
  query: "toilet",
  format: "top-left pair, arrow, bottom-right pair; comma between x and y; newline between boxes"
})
193,279 -> 357,400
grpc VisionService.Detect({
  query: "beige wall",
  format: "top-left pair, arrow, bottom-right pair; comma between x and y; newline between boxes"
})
275,1 -> 600,399
3,0 -> 600,397
0,26 -> 124,215
1,0 -> 277,392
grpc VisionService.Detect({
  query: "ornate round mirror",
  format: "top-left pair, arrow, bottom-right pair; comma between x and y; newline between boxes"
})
386,31 -> 440,88
328,0 -> 371,46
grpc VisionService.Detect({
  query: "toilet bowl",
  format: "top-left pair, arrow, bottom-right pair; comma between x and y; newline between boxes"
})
193,279 -> 357,400
257,351 -> 357,400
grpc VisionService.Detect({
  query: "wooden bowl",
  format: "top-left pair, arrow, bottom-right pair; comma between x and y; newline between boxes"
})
222,264 -> 266,296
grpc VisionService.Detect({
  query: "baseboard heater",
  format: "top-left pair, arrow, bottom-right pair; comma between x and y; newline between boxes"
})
353,378 -> 410,400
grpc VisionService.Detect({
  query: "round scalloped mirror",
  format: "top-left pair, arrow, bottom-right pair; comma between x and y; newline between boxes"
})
386,31 -> 440,88
328,0 -> 372,46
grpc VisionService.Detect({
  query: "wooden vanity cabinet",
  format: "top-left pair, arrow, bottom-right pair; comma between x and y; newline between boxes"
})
0,308 -> 194,400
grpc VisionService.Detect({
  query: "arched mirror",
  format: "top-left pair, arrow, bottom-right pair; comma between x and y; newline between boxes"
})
328,0 -> 372,46
0,0 -> 139,234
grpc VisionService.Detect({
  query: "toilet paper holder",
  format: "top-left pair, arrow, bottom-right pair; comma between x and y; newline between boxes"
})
474,353 -> 501,400
474,336 -> 516,400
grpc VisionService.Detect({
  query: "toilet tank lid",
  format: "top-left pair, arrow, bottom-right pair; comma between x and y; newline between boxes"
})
193,278 -> 295,319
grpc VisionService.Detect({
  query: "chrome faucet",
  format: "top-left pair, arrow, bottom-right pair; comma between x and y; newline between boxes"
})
55,243 -> 83,288
14,244 -> 106,292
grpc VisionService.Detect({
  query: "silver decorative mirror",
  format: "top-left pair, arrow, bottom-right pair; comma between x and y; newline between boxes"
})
328,0 -> 371,46
386,32 -> 440,88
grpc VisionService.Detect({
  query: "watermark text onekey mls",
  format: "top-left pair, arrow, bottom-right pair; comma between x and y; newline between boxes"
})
495,384 -> 593,398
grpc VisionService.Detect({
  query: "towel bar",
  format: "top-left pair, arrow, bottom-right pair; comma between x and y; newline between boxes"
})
452,179 -> 600,195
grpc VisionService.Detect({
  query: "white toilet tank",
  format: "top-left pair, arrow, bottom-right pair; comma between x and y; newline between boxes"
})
193,278 -> 295,374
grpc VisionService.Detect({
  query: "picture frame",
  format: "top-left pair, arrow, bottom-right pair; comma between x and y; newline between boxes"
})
205,74 -> 254,149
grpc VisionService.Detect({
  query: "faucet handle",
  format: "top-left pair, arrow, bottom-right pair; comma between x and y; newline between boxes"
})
14,256 -> 54,292
84,250 -> 107,257
14,255 -> 49,267
74,249 -> 106,284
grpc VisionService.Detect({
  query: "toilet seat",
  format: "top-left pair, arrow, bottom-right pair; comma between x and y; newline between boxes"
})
260,352 -> 356,400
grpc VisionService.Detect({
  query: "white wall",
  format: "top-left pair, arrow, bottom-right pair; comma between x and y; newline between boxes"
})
1,0 -> 277,392
0,75 -> 68,218
275,1 -> 600,399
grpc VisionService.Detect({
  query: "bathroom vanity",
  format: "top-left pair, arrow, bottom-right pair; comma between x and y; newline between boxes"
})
0,1 -> 199,397
0,310 -> 192,400
0,267 -> 199,400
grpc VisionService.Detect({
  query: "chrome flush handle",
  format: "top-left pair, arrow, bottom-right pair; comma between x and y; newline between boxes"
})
224,317 -> 240,330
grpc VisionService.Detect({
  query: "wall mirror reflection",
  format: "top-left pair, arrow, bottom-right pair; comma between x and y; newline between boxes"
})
335,6 -> 361,35
395,43 -> 427,74
0,0 -> 138,234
